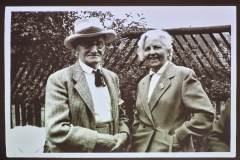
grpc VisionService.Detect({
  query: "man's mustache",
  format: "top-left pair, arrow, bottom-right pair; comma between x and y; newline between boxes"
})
147,53 -> 164,59
86,51 -> 103,56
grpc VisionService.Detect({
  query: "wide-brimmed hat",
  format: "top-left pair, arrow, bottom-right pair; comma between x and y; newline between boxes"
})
64,18 -> 117,49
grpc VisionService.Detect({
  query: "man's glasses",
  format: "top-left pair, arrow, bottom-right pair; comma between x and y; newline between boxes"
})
74,38 -> 105,49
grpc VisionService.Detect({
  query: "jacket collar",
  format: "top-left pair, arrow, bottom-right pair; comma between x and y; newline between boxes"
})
139,62 -> 176,126
148,62 -> 176,110
79,59 -> 101,74
71,62 -> 95,121
149,60 -> 169,75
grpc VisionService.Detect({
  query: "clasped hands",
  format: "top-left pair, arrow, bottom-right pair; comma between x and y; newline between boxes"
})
96,132 -> 128,151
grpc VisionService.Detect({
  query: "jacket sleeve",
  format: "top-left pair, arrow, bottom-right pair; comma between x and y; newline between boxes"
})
45,73 -> 98,152
114,75 -> 130,136
174,69 -> 215,143
207,100 -> 230,151
132,85 -> 140,133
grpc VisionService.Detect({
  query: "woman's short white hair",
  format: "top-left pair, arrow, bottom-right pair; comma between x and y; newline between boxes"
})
137,29 -> 173,61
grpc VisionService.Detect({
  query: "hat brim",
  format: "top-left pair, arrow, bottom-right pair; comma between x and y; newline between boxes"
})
64,30 -> 117,49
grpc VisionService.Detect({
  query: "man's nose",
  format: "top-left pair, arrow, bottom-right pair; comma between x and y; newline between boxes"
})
90,45 -> 98,53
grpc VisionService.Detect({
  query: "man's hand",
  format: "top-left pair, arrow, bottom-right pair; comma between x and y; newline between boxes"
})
111,132 -> 128,151
96,133 -> 117,150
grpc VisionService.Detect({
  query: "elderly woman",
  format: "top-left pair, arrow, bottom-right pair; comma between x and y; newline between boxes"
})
131,29 -> 215,152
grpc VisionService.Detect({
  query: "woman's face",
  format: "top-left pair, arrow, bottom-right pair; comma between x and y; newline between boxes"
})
143,37 -> 169,69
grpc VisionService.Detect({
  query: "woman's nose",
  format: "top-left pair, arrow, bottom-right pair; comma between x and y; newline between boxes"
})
149,47 -> 155,54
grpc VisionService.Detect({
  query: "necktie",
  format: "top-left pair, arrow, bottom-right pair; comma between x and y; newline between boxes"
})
93,69 -> 106,87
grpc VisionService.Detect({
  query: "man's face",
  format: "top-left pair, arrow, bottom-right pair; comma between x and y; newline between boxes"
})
143,37 -> 168,69
76,36 -> 106,67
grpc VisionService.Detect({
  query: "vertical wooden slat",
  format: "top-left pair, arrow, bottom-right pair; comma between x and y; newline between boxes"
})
172,42 -> 190,67
172,44 -> 187,67
190,34 -> 206,54
189,34 -> 226,74
199,34 -> 226,69
186,34 -> 222,77
219,32 -> 231,51
15,104 -> 20,126
193,34 -> 229,76
19,104 -> 22,126
209,33 -> 230,65
181,34 -> 214,78
11,105 -> 16,128
41,107 -> 45,127
172,34 -> 203,77
35,99 -> 42,127
27,103 -> 33,125
32,103 -> 36,125
21,104 -> 26,125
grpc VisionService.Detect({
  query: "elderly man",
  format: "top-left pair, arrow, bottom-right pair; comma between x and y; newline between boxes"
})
45,18 -> 129,152
131,29 -> 215,152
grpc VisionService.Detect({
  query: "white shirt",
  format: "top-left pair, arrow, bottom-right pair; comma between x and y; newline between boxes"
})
148,61 -> 169,102
79,60 -> 112,123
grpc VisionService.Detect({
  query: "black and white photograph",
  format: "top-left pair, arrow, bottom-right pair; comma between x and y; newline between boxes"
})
4,6 -> 236,158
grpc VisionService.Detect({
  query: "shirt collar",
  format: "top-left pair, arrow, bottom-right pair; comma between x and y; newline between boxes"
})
149,60 -> 169,75
79,59 -> 101,74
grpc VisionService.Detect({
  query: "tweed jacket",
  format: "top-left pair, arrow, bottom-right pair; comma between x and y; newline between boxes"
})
45,62 -> 129,152
132,62 -> 215,152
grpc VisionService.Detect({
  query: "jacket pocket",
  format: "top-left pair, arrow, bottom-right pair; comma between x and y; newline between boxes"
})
155,127 -> 182,152
132,124 -> 154,152
168,134 -> 182,152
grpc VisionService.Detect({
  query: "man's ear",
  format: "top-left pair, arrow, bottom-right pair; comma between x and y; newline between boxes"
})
72,47 -> 79,59
73,43 -> 79,51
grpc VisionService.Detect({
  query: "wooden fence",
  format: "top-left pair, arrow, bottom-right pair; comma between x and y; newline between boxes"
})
11,25 -> 231,128
10,100 -> 227,128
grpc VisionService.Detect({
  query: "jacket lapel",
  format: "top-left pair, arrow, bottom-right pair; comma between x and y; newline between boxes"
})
148,62 -> 176,111
71,62 -> 95,118
139,75 -> 155,126
101,69 -> 118,121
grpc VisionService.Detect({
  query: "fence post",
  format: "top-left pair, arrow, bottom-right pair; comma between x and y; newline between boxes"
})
41,106 -> 45,127
215,99 -> 221,120
34,98 -> 42,127
26,102 -> 33,125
